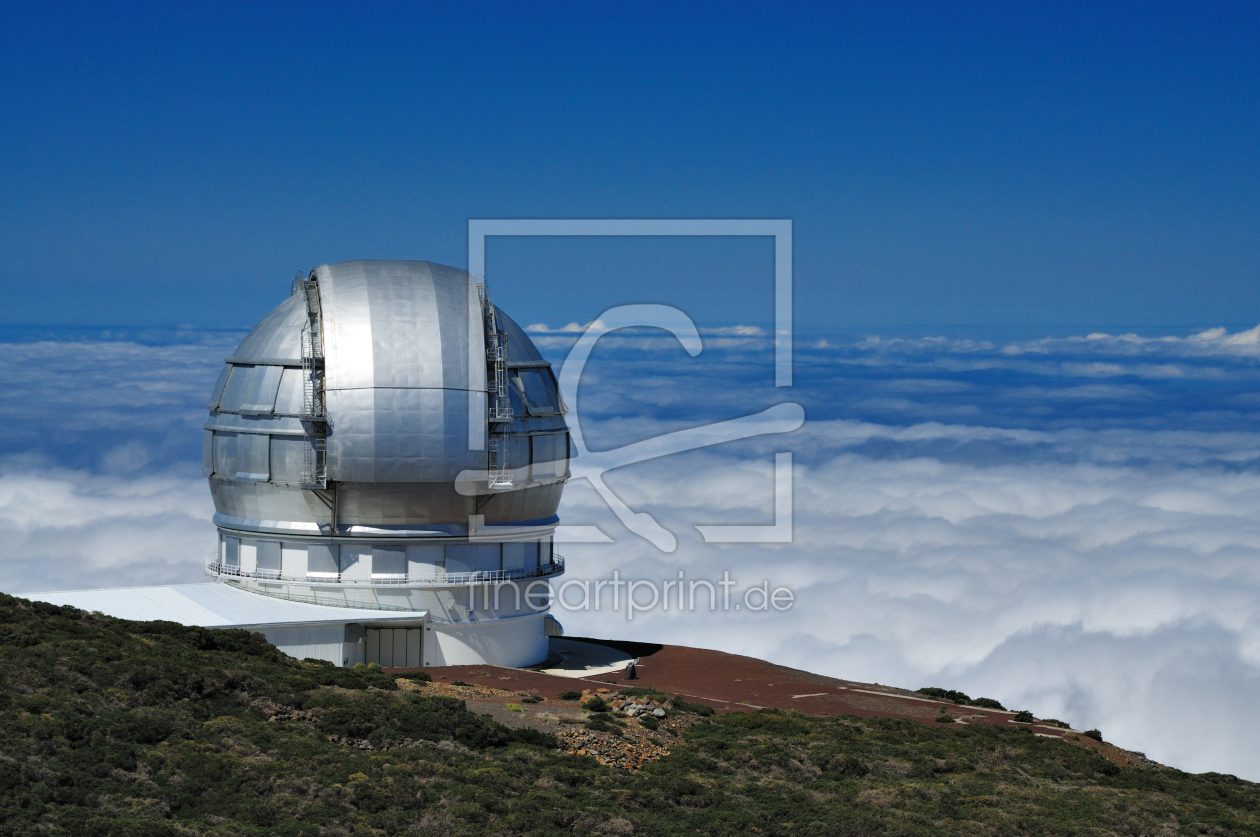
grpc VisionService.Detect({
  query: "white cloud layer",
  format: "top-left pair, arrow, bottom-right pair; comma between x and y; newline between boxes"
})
2,327 -> 1260,779
0,458 -> 216,592
555,426 -> 1260,777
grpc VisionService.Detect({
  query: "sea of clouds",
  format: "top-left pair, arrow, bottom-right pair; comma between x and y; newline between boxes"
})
2,322 -> 1259,778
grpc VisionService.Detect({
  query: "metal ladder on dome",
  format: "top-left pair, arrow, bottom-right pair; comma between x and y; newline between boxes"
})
476,278 -> 514,490
294,271 -> 328,489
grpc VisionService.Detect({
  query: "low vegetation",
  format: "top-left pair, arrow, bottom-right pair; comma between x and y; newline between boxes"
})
665,698 -> 715,718
2,593 -> 1259,836
916,686 -> 1006,711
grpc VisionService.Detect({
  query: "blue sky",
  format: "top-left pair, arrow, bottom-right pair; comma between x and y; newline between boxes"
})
3,1 -> 1260,780
2,2 -> 1258,330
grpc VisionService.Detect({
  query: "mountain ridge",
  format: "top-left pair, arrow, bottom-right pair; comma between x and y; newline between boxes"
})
1,592 -> 1256,836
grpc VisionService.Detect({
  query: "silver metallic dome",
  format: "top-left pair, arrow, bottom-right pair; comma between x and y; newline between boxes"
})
204,259 -> 570,537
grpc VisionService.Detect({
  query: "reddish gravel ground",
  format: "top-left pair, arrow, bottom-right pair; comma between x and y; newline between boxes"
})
385,638 -> 1138,765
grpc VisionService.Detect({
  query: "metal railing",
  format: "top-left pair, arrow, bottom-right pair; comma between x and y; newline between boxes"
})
477,278 -> 515,491
477,279 -> 514,425
293,271 -> 328,489
206,555 -> 565,588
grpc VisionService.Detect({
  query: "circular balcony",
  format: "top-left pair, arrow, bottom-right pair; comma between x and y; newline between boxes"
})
206,555 -> 565,588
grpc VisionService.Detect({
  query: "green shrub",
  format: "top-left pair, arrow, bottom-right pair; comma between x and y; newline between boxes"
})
315,693 -> 524,749
510,727 -> 558,748
1084,729 -> 1104,742
1013,711 -> 1035,723
451,680 -> 474,687
361,672 -> 399,691
919,687 -> 1007,710
827,754 -> 869,776
521,694 -> 544,703
618,686 -> 668,701
398,670 -> 433,682
936,715 -> 956,723
585,715 -> 625,735
584,697 -> 610,712
669,698 -> 715,717
592,714 -> 625,728
558,690 -> 583,700
638,715 -> 659,730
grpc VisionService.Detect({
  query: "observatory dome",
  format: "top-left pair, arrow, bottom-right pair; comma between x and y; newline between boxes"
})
202,260 -> 569,668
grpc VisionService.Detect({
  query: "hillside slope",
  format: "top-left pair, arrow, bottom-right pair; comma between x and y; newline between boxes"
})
1,593 -> 1257,836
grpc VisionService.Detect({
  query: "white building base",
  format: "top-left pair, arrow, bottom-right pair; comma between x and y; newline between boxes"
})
23,583 -> 547,669
427,612 -> 550,667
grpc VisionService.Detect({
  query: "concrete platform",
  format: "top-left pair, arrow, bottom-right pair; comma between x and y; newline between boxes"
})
530,637 -> 636,679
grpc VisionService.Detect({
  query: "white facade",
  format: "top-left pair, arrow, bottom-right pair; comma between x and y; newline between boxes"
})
26,583 -> 429,668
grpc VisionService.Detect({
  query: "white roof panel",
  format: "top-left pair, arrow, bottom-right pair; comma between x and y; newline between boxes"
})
27,583 -> 427,629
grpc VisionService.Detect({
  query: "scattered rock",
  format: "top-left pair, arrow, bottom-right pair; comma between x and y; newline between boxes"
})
557,727 -> 671,770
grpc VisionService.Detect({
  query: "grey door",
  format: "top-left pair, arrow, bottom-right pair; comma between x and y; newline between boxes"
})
365,627 -> 423,668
